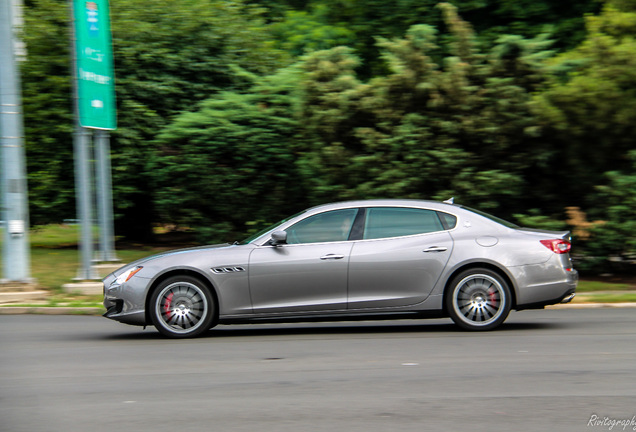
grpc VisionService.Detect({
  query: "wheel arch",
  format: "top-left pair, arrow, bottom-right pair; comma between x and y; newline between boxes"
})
441,262 -> 517,314
144,269 -> 220,325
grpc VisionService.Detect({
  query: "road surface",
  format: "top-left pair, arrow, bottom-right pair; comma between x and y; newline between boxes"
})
1,308 -> 635,432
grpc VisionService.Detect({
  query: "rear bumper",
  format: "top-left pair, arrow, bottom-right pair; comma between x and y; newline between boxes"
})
515,286 -> 577,310
511,261 -> 578,309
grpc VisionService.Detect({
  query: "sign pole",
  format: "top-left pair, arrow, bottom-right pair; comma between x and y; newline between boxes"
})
70,0 -> 117,279
73,127 -> 98,279
95,129 -> 117,262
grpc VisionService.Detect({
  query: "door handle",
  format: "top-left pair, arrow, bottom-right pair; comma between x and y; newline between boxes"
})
320,254 -> 345,260
423,246 -> 448,253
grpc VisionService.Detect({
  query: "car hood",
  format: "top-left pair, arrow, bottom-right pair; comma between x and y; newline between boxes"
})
107,243 -> 232,278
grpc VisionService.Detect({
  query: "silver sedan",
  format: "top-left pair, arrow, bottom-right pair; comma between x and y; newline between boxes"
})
103,199 -> 578,338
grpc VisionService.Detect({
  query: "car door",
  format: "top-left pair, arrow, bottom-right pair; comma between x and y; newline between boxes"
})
248,208 -> 358,314
348,207 -> 453,309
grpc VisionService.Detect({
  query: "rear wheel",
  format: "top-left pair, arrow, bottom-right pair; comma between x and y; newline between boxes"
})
446,268 -> 511,331
150,276 -> 216,338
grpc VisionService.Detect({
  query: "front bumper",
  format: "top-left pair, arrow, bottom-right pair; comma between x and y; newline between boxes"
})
102,277 -> 150,326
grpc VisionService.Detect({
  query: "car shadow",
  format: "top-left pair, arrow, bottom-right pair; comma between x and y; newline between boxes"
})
100,318 -> 565,341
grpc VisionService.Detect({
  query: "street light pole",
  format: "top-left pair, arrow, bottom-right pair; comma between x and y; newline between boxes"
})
0,0 -> 31,282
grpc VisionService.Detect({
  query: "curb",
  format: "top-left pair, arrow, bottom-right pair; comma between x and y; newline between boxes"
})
0,307 -> 104,315
546,302 -> 636,309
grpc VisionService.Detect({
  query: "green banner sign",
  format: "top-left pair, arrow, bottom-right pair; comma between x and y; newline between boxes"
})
73,0 -> 116,130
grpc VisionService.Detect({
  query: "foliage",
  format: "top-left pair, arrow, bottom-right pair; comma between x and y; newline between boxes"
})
20,0 -> 289,240
16,0 -> 636,273
580,151 -> 636,267
512,210 -> 568,232
456,0 -> 601,50
297,4 -> 554,217
255,0 -> 599,77
109,0 -> 291,240
533,0 -> 636,211
111,0 -> 287,121
20,0 -> 75,225
269,4 -> 356,56
150,67 -> 306,243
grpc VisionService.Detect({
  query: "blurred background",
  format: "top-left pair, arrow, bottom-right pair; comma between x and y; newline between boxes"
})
16,0 -> 636,275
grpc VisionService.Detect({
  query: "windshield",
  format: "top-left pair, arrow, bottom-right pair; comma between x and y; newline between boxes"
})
460,206 -> 519,229
238,211 -> 305,245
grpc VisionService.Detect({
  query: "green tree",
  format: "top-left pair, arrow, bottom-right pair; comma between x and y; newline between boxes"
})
21,0 -> 75,225
269,4 -> 356,57
21,0 -> 288,238
534,0 -> 636,211
150,67 -> 306,242
255,0 -> 599,77
109,0 -> 289,239
299,4 -> 554,216
581,150 -> 636,269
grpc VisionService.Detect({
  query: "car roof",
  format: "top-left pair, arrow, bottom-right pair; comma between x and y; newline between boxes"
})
303,199 -> 458,214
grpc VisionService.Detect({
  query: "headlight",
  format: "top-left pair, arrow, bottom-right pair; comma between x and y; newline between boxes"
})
114,266 -> 143,285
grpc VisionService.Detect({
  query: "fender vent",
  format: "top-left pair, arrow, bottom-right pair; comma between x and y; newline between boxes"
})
212,266 -> 246,274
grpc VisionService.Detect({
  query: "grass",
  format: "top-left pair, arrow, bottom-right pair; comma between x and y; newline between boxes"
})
574,280 -> 636,302
1,225 -> 159,306
29,224 -> 82,248
30,247 -> 156,292
573,292 -> 636,303
576,280 -> 633,292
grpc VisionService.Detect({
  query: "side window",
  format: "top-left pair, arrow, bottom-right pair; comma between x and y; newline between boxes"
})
363,207 -> 444,240
286,209 -> 358,244
437,212 -> 457,230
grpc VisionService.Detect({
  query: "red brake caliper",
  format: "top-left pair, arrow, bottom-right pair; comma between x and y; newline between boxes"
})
163,292 -> 173,319
488,288 -> 497,304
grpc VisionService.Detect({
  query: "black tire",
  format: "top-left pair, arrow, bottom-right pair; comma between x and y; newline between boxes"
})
149,275 -> 216,338
446,268 -> 511,331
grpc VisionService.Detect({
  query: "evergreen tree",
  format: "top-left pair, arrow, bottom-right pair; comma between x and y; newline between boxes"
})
299,4 -> 554,216
534,0 -> 636,210
150,67 -> 305,243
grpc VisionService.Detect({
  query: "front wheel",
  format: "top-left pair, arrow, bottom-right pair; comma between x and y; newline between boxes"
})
149,276 -> 216,338
446,269 -> 511,331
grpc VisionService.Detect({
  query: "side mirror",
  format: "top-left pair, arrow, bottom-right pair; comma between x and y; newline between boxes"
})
270,230 -> 288,246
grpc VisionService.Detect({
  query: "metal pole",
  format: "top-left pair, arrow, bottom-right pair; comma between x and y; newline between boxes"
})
70,0 -> 97,280
95,129 -> 117,261
0,0 -> 31,282
73,127 -> 97,279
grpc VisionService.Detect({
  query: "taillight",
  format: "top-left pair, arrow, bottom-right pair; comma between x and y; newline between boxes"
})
540,239 -> 571,254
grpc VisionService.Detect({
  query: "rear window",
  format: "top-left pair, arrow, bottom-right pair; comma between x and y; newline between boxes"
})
461,206 -> 518,228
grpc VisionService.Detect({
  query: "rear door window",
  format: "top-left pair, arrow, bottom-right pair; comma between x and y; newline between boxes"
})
363,207 -> 445,240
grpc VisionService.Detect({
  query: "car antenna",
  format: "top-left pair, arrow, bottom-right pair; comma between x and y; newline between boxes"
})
443,197 -> 454,204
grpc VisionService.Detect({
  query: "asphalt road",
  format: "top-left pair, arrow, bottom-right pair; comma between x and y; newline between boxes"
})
1,309 -> 635,432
